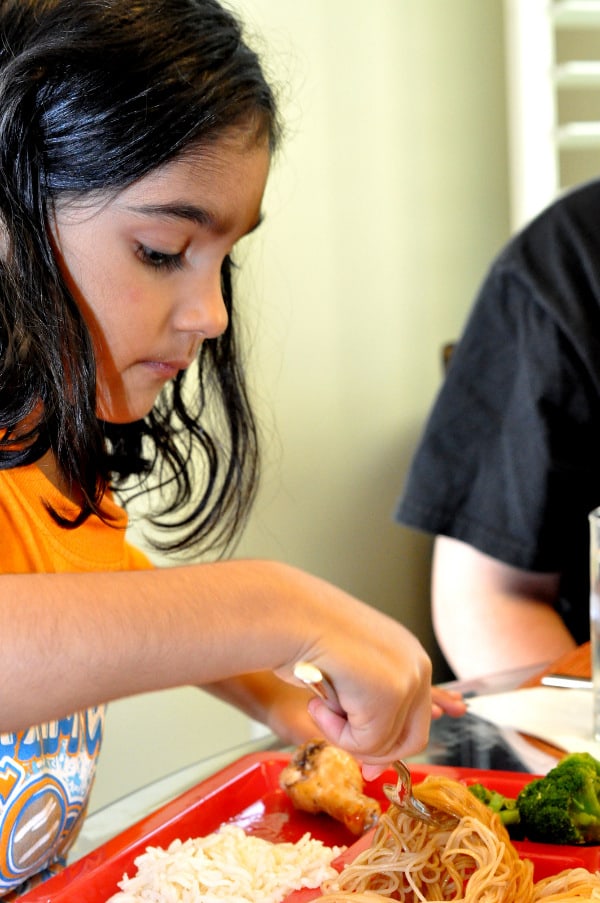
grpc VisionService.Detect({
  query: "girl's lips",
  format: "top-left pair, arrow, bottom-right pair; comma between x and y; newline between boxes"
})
142,359 -> 191,378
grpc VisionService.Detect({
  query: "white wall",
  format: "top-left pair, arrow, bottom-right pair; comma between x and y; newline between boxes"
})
230,0 -> 511,663
90,0 -> 511,813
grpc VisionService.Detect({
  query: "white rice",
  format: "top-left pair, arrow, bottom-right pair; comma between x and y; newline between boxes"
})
106,824 -> 345,903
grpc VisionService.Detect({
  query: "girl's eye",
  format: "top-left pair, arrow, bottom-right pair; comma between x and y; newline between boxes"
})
136,244 -> 184,272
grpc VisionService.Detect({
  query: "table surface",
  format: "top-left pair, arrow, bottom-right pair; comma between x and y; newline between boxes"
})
69,645 -> 592,863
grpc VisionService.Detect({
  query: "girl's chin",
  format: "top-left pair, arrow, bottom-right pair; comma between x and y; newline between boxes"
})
96,375 -> 170,424
96,401 -> 156,424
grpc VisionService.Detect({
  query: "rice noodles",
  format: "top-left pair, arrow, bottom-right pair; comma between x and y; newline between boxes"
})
313,775 -> 600,902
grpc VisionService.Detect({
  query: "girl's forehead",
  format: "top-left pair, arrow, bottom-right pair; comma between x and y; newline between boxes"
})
55,131 -> 271,216
128,136 -> 270,206
137,126 -> 270,183
53,133 -> 270,243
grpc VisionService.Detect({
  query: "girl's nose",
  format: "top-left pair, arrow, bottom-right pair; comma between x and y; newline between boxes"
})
175,271 -> 229,339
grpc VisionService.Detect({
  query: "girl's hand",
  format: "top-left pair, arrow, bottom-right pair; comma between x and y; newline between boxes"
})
277,580 -> 434,773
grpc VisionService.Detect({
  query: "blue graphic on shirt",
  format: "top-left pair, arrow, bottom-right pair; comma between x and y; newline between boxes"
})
0,706 -> 105,893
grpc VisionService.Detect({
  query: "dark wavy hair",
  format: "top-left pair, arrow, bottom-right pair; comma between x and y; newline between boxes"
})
0,0 -> 281,555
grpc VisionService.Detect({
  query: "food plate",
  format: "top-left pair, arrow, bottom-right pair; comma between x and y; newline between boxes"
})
18,752 -> 600,902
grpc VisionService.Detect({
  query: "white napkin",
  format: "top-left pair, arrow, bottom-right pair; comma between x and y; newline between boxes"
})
467,686 -> 600,761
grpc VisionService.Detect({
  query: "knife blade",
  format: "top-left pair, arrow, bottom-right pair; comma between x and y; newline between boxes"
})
540,673 -> 593,689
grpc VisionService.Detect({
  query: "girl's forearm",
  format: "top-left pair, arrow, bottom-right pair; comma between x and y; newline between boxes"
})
1,559 -> 434,767
0,560 -> 301,730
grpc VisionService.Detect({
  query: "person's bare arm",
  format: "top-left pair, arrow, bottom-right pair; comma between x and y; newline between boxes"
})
205,671 -> 326,745
431,535 -> 576,680
0,559 -> 432,767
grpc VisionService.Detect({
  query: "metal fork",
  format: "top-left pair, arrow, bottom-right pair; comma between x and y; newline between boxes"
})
382,759 -> 456,828
293,661 -> 346,715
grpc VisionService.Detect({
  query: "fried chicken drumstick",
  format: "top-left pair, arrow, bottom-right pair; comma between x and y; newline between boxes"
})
279,739 -> 381,836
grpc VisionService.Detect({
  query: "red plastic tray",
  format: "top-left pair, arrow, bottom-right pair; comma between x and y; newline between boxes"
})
18,753 -> 600,902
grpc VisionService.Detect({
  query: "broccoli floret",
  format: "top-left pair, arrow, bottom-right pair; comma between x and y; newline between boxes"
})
516,752 -> 600,845
468,783 -> 521,830
468,753 -> 600,845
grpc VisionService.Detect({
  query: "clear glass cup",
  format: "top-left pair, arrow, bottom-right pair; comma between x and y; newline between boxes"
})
590,507 -> 600,740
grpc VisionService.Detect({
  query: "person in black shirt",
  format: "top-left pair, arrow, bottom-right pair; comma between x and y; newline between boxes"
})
396,179 -> 600,679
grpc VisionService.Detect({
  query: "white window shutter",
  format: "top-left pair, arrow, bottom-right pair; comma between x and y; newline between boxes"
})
504,0 -> 600,230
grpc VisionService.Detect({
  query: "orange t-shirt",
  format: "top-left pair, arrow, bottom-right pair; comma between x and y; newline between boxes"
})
0,463 -> 153,897
0,463 -> 152,574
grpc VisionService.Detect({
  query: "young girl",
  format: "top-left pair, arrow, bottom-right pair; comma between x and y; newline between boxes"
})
0,0 -> 463,894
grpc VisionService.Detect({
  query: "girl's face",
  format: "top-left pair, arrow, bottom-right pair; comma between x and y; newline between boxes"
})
51,131 -> 270,423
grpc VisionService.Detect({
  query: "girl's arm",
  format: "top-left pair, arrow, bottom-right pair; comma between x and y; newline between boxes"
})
0,559 -> 433,767
203,672 -> 320,745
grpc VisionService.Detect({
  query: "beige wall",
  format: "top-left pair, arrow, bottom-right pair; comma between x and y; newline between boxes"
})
91,0 -> 511,812
230,0 -> 511,677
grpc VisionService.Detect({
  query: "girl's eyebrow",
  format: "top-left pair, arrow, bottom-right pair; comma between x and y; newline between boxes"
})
125,202 -> 264,236
127,202 -> 215,227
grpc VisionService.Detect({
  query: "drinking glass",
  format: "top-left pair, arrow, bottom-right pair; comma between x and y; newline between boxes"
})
590,507 -> 600,740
